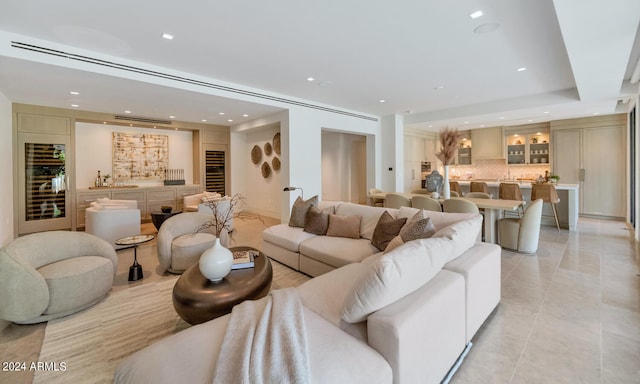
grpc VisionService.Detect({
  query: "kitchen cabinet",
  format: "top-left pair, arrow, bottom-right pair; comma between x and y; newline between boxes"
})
552,116 -> 626,218
506,131 -> 550,165
454,131 -> 472,166
471,127 -> 504,159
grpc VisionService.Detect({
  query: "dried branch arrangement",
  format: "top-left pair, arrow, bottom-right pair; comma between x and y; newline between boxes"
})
195,193 -> 246,236
435,128 -> 463,165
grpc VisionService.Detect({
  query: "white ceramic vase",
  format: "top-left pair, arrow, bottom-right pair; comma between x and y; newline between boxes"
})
442,165 -> 451,199
199,238 -> 233,283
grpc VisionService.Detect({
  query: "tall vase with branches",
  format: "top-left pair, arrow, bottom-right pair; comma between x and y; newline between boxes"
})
435,128 -> 463,199
195,193 -> 245,282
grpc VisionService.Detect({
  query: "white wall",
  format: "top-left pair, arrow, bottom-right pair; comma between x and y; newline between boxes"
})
75,122 -> 193,188
322,131 -> 367,203
242,124 -> 282,218
0,92 -> 12,245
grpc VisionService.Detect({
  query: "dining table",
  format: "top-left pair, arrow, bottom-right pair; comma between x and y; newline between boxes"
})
367,192 -> 525,244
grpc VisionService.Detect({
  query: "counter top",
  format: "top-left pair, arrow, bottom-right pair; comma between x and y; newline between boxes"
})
455,180 -> 579,190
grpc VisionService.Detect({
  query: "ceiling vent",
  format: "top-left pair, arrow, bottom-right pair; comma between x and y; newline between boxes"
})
114,115 -> 173,125
11,40 -> 377,122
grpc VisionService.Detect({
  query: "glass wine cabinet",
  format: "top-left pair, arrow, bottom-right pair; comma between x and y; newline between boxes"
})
19,133 -> 71,234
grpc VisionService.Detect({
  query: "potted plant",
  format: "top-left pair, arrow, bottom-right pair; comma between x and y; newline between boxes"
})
548,174 -> 560,184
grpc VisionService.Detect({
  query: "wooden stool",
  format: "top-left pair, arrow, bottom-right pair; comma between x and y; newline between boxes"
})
531,183 -> 560,231
499,183 -> 525,217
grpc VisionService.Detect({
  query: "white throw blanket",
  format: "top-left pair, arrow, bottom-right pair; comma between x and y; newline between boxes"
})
212,288 -> 311,384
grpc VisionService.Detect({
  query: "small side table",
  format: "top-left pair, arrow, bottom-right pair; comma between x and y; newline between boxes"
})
115,234 -> 155,281
150,211 -> 181,231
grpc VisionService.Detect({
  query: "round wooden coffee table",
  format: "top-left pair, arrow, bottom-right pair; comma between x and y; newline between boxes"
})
172,246 -> 272,325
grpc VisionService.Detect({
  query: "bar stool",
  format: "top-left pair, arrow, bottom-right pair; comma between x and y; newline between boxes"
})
499,183 -> 525,217
531,183 -> 561,231
470,181 -> 489,194
449,181 -> 462,196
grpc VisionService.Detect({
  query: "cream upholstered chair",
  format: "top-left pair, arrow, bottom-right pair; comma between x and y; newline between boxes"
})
531,183 -> 561,231
368,188 -> 384,207
0,231 -> 117,324
85,199 -> 141,249
411,195 -> 442,212
464,192 -> 491,199
443,198 -> 479,214
384,193 -> 411,209
410,188 -> 429,194
157,212 -> 218,274
498,199 -> 543,253
196,197 -> 234,231
449,190 -> 460,197
183,191 -> 221,212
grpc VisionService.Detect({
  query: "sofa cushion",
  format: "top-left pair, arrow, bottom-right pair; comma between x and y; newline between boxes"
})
335,202 -> 398,240
289,195 -> 318,228
262,224 -> 317,253
304,207 -> 330,235
297,263 -> 370,342
299,236 -> 378,269
38,256 -> 114,315
326,214 -> 361,239
384,213 -> 437,253
171,233 -> 217,271
398,206 -> 475,231
342,236 -> 454,323
371,211 -> 407,251
201,191 -> 222,202
432,214 -> 483,263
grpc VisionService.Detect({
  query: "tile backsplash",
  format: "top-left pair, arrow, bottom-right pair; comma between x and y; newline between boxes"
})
448,159 -> 550,181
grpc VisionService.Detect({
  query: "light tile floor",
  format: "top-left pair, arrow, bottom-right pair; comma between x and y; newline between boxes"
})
1,216 -> 638,383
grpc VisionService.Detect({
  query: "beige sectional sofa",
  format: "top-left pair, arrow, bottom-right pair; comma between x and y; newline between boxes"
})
115,201 -> 500,384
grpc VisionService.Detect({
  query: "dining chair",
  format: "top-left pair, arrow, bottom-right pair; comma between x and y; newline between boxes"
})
449,181 -> 462,196
411,188 -> 429,194
384,193 -> 412,209
470,181 -> 489,194
498,199 -> 543,253
443,198 -> 479,214
464,192 -> 491,199
410,195 -> 442,212
449,190 -> 460,197
368,188 -> 384,207
499,183 -> 525,217
531,183 -> 561,231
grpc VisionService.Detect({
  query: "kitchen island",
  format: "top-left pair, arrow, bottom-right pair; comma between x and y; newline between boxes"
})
456,180 -> 579,231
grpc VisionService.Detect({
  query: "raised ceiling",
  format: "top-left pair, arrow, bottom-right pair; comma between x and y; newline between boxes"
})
0,0 -> 638,130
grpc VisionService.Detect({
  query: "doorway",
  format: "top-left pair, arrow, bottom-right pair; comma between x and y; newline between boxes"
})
321,131 -> 367,204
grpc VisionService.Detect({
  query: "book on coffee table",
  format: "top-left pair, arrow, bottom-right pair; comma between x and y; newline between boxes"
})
231,250 -> 257,269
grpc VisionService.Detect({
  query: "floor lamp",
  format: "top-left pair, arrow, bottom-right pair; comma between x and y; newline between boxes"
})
283,186 -> 304,199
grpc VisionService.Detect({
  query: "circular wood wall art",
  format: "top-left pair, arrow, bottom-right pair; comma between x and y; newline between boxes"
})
264,142 -> 273,156
261,162 -> 271,178
273,132 -> 281,154
272,156 -> 281,171
251,145 -> 262,164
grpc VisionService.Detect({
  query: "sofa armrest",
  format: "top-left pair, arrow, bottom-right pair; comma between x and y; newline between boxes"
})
367,270 -> 466,384
0,249 -> 49,322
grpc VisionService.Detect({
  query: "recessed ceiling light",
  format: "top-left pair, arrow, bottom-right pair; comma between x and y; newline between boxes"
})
306,77 -> 315,82
227,119 -> 233,122
219,112 -> 225,115
528,119 -> 533,122
124,110 -> 131,114
470,10 -> 484,19
71,104 -> 79,108
162,33 -> 174,40
593,112 -> 600,115
517,67 -> 527,72
463,121 -> 469,124
543,111 -> 549,114
514,134 -> 519,137
499,116 -> 505,119
480,124 -> 485,128
474,22 -> 500,34
201,119 -> 207,122
243,114 -> 249,117
379,99 -> 386,103
70,91 -> 79,95
169,115 -> 175,119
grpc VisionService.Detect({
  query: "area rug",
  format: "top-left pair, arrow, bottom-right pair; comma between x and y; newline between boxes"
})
34,261 -> 310,384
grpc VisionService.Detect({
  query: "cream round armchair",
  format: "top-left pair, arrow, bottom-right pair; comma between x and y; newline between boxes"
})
0,231 -> 117,324
157,212 -> 218,274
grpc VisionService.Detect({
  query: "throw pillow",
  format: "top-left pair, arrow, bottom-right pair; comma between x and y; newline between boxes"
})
370,211 -> 407,251
289,195 -> 318,228
384,211 -> 436,253
326,214 -> 361,239
303,206 -> 330,235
